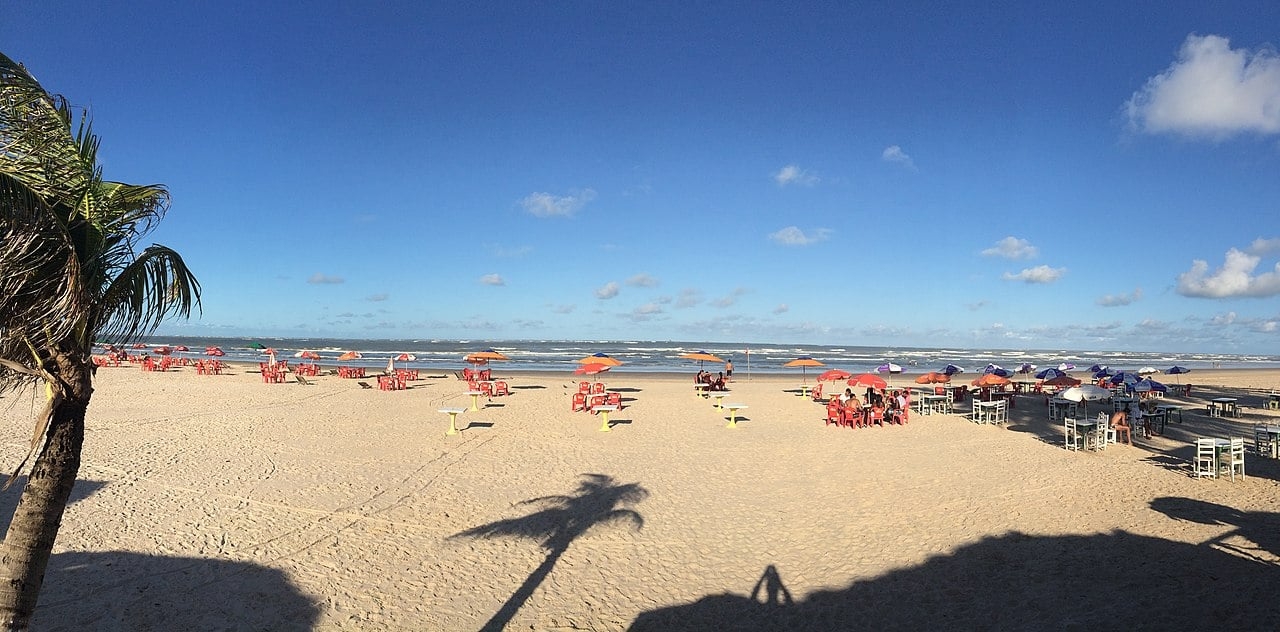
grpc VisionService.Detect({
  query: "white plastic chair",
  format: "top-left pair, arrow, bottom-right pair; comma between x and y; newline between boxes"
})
1194,439 -> 1217,479
1253,424 -> 1274,458
1064,417 -> 1082,451
1225,437 -> 1245,481
1095,412 -> 1114,449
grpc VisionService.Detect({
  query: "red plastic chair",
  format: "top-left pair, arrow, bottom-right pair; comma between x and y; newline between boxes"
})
588,394 -> 606,412
479,381 -> 494,397
578,381 -> 591,393
811,383 -> 824,402
494,381 -> 510,396
593,382 -> 606,394
606,392 -> 622,408
825,400 -> 842,426
571,392 -> 587,412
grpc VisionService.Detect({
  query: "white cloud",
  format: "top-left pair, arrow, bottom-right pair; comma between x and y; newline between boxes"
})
550,304 -> 575,314
881,145 -> 916,170
1210,311 -> 1237,325
1002,265 -> 1065,284
981,236 -> 1039,260
773,164 -> 818,186
676,288 -> 702,308
1247,237 -> 1280,255
479,274 -> 505,286
769,226 -> 832,246
626,273 -> 660,287
490,244 -> 533,258
1177,248 -> 1280,297
520,188 -> 597,218
773,304 -> 789,314
307,273 -> 345,285
1096,288 -> 1143,307
711,287 -> 750,308
1125,34 -> 1280,137
595,281 -> 620,299
633,302 -> 663,316
366,293 -> 390,302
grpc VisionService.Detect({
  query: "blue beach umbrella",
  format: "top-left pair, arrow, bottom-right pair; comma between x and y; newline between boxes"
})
1087,364 -> 1107,373
941,364 -> 967,375
1164,365 -> 1191,384
1093,368 -> 1116,378
1017,363 -> 1036,374
985,367 -> 1014,378
875,362 -> 903,374
1134,378 -> 1168,393
1035,367 -> 1066,380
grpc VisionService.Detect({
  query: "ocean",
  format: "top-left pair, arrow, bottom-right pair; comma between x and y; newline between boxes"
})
124,336 -> 1280,375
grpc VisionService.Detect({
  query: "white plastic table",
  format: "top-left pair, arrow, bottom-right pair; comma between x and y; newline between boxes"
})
438,407 -> 466,436
711,392 -> 729,410
466,390 -> 483,411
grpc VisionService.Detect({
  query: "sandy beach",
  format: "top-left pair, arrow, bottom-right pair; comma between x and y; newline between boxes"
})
2,364 -> 1280,630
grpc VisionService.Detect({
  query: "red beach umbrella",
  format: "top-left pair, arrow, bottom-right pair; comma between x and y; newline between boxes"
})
817,369 -> 853,382
849,373 -> 888,390
337,351 -> 361,361
574,363 -> 611,376
205,347 -> 224,357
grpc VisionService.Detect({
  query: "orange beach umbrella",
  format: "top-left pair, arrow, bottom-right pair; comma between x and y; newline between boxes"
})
915,372 -> 951,384
574,363 -> 611,376
337,351 -> 361,361
577,353 -> 622,366
783,356 -> 824,382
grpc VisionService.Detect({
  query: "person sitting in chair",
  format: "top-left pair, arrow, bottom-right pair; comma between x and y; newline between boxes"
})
1109,409 -> 1132,445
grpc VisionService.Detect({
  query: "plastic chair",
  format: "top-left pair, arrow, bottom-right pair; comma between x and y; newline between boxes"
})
606,392 -> 623,408
1194,439 -> 1217,478
1225,437 -> 1245,481
579,381 -> 591,393
494,381 -> 510,396
1254,424 -> 1276,458
571,392 -> 587,412
810,383 -> 824,402
825,400 -> 842,427
588,394 -> 606,412
593,382 -> 606,394
479,381 -> 494,397
1064,418 -> 1082,451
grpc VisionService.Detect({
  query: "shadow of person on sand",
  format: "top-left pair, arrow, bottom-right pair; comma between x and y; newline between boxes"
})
449,473 -> 648,632
1149,496 -> 1280,563
630,528 -> 1280,630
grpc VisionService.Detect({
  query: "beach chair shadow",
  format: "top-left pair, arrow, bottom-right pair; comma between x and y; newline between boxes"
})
294,375 -> 314,386
465,421 -> 495,430
357,381 -> 373,389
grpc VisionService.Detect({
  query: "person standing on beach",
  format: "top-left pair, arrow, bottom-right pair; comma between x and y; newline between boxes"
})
725,358 -> 734,380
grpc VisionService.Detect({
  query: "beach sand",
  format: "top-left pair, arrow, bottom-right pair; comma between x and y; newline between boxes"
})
2,365 -> 1279,630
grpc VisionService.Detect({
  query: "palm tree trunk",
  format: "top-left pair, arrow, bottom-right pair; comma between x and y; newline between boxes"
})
0,356 -> 89,630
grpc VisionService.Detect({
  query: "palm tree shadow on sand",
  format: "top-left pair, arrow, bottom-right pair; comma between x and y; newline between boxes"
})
631,496 -> 1280,630
449,473 -> 648,632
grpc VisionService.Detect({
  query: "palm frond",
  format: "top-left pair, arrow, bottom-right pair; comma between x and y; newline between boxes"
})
93,244 -> 201,344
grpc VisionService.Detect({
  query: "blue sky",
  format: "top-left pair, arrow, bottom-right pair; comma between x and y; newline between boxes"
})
6,2 -> 1280,352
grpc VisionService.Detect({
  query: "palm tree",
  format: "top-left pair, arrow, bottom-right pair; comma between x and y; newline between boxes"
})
0,52 -> 200,628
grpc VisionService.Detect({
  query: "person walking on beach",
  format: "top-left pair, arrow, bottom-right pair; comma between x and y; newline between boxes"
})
725,358 -> 734,380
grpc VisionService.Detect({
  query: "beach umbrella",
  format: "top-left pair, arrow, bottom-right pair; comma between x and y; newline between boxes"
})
849,373 -> 888,390
940,364 -> 967,375
983,363 -> 1004,374
1061,384 -> 1111,416
247,342 -> 266,350
679,351 -> 726,370
395,353 -> 417,362
817,369 -> 852,382
874,362 -> 903,374
1017,363 -> 1036,374
1164,365 -> 1190,384
1058,362 -> 1076,371
783,356 -> 824,383
1109,371 -> 1140,386
915,372 -> 951,384
1034,367 -> 1064,380
971,373 -> 1010,388
577,353 -> 623,366
205,346 -> 224,357
294,350 -> 321,360
574,363 -> 611,376
1044,375 -> 1081,388
152,346 -> 172,355
337,351 -> 361,361
1138,366 -> 1158,375
470,349 -> 510,362
1133,378 -> 1168,393
1087,364 -> 1107,373
984,367 -> 1014,378
1093,368 -> 1116,378
174,345 -> 190,352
